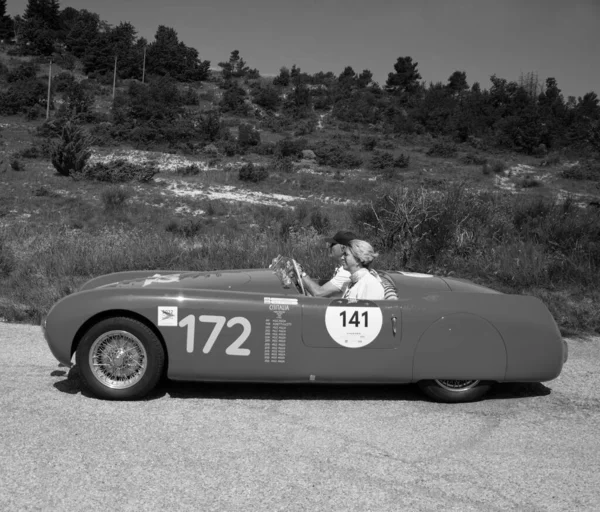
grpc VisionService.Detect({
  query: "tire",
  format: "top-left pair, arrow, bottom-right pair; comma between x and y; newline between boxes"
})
76,317 -> 165,400
418,379 -> 491,403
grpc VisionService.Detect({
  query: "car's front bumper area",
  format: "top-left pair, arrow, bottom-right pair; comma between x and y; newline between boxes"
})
41,315 -> 73,368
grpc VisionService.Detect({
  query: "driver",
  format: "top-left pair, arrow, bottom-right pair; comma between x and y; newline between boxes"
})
298,230 -> 357,297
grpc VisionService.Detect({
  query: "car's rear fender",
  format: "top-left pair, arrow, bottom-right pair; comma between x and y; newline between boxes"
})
413,313 -> 507,381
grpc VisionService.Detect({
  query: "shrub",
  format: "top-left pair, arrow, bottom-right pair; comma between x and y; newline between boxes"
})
51,122 -> 93,177
239,163 -> 268,182
309,208 -> 330,234
378,139 -> 396,150
78,160 -> 158,183
165,218 -> 204,237
253,141 -> 275,155
273,156 -> 294,173
101,186 -> 131,210
461,152 -> 488,165
482,159 -> 507,175
175,164 -> 202,176
560,162 -> 600,181
205,199 -> 229,216
6,62 -> 37,83
362,136 -> 377,151
427,141 -> 457,157
0,80 -> 46,115
0,238 -> 15,277
18,145 -> 41,159
238,123 -> 261,146
314,143 -> 363,168
10,155 -> 25,171
370,150 -> 394,170
519,175 -> 542,188
394,153 -> 410,168
540,154 -> 561,167
274,137 -> 307,158
53,72 -> 76,93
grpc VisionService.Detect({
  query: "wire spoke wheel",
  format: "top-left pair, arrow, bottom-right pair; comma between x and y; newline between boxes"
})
89,330 -> 148,389
434,379 -> 480,392
418,379 -> 491,403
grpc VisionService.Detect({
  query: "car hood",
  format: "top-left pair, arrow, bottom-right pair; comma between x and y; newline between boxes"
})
101,270 -> 254,290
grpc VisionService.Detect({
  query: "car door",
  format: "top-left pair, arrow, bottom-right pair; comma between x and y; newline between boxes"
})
299,297 -> 413,382
163,291 -> 306,381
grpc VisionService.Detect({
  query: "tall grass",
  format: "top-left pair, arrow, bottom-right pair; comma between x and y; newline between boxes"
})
1,179 -> 599,334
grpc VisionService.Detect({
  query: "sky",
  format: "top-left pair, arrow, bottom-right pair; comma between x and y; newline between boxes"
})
8,0 -> 600,98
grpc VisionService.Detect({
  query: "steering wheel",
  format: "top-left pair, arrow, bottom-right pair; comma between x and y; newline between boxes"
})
291,259 -> 307,296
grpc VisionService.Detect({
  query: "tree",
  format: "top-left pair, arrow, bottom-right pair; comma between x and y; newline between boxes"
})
385,56 -> 422,96
64,10 -> 101,58
146,26 -> 210,82
273,66 -> 290,87
0,0 -> 14,41
446,71 -> 468,95
218,49 -> 252,79
357,69 -> 373,89
82,22 -> 138,77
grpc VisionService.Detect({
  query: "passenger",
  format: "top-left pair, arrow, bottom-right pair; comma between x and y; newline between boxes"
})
299,230 -> 357,297
341,240 -> 385,301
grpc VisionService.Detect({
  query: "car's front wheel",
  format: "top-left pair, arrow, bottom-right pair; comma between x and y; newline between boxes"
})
76,317 -> 165,400
418,379 -> 491,403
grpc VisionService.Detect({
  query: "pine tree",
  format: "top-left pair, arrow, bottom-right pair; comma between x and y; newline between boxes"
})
385,56 -> 422,96
0,0 -> 14,41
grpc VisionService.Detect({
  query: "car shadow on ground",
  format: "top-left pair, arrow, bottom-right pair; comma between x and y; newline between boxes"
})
51,365 -> 551,402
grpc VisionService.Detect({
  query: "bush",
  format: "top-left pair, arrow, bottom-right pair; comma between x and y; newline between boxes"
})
461,152 -> 488,165
370,150 -> 394,170
519,176 -> 542,188
427,141 -> 457,157
362,136 -> 377,151
560,162 -> 600,181
238,123 -> 261,146
313,143 -> 363,169
274,137 -> 307,158
53,72 -> 76,93
394,153 -> 410,168
6,62 -> 37,83
482,159 -> 507,175
273,156 -> 294,173
101,186 -> 131,210
10,155 -> 25,171
165,218 -> 204,237
78,160 -> 158,183
238,163 -> 268,182
175,164 -> 202,176
309,208 -> 330,234
0,80 -> 46,115
51,122 -> 93,177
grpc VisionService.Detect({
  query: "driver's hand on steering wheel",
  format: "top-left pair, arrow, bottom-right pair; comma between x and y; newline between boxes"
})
293,261 -> 305,278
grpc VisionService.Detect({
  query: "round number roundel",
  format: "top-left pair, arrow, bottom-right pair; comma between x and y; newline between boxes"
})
325,299 -> 383,348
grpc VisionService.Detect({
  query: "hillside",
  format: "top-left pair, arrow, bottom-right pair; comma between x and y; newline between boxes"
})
0,49 -> 599,335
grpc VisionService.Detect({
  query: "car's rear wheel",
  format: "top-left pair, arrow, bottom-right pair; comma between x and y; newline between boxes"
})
76,317 -> 165,400
418,379 -> 491,403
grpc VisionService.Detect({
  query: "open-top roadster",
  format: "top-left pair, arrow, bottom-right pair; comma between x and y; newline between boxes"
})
43,262 -> 567,402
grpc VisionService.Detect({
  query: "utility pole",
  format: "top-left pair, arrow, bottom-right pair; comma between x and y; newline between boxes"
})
142,46 -> 146,83
112,55 -> 117,99
46,60 -> 52,120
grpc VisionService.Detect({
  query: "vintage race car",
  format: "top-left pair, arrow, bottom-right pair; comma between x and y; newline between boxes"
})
42,263 -> 568,403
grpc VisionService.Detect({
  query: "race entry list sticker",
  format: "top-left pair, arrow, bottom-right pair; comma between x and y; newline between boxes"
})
325,299 -> 383,348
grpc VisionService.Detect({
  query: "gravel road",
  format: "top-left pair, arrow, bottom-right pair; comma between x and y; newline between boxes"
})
1,322 -> 599,512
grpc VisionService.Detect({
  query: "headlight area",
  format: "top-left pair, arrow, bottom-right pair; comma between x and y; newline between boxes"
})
563,340 -> 569,364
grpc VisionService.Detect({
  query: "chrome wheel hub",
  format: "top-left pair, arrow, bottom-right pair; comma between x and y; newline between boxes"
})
89,330 -> 147,389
